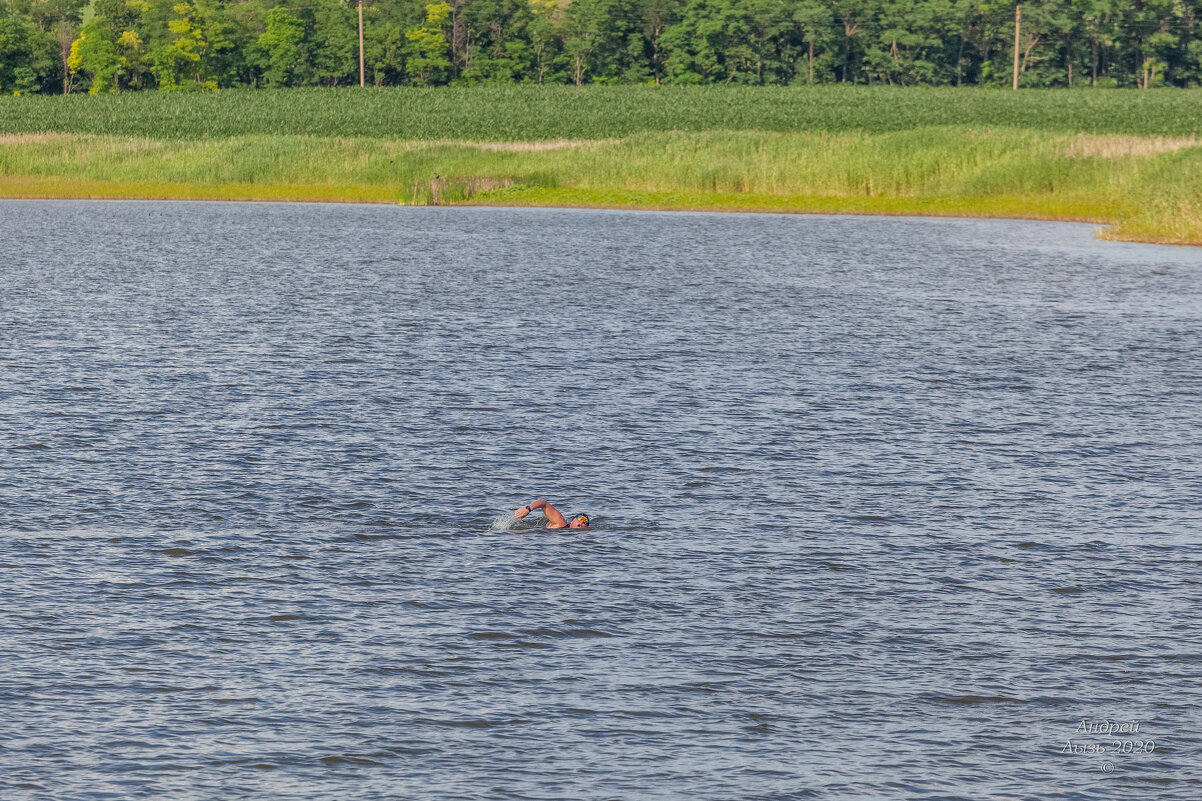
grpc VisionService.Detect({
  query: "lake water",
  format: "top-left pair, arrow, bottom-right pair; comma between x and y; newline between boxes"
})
2,201 -> 1200,800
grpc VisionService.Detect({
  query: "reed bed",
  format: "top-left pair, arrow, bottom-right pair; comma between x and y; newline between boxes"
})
2,87 -> 1201,243
1,127 -> 1199,242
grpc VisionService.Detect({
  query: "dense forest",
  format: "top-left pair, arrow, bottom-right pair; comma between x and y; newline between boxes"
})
1,0 -> 1199,94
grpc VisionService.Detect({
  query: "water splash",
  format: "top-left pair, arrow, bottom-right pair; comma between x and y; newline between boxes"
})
491,515 -> 534,531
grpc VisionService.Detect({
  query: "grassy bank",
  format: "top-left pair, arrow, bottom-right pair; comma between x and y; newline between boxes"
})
2,87 -> 1201,244
2,126 -> 1199,243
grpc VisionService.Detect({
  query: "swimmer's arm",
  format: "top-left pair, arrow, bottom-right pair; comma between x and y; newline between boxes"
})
514,499 -> 568,528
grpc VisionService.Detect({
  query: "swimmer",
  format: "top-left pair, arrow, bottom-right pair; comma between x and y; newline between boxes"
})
512,499 -> 590,529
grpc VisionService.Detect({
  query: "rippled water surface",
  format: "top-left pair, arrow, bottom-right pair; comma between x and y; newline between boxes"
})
2,201 -> 1201,800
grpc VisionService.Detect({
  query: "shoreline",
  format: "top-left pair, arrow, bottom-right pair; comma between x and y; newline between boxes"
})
458,189 -> 1136,242
5,180 -> 1191,247
0,124 -> 1197,247
2,91 -> 1201,248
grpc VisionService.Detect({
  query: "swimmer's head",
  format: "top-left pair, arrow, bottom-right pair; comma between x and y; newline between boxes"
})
568,513 -> 590,529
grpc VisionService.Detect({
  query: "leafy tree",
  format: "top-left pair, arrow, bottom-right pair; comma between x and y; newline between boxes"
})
640,0 -> 680,83
68,19 -> 120,91
14,0 -> 1202,91
525,0 -> 562,83
561,0 -> 605,84
257,5 -> 307,85
662,0 -> 738,83
365,18 -> 407,85
0,12 -> 42,93
568,0 -> 647,84
865,0 -> 961,85
1075,0 -> 1115,84
149,1 -> 223,89
793,0 -> 833,83
405,1 -> 451,85
24,0 -> 89,92
963,0 -> 1016,86
459,0 -> 530,82
310,0 -> 355,85
737,0 -> 791,83
1139,0 -> 1179,88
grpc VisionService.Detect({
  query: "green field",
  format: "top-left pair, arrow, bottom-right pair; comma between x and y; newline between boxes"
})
1,87 -> 1200,244
4,86 -> 1202,139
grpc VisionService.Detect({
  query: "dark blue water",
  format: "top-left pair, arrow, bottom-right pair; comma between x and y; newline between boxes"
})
2,201 -> 1200,800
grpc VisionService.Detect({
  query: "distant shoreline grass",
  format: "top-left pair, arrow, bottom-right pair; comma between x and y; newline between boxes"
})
3,87 -> 1202,244
1,126 -> 1199,245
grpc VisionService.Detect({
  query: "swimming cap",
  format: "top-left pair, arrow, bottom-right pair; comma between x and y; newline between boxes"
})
571,513 -> 590,526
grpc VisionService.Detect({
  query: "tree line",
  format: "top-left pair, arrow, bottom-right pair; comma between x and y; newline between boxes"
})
1,0 -> 1199,94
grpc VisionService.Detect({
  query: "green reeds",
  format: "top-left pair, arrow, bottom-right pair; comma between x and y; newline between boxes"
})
1,127 -> 1199,244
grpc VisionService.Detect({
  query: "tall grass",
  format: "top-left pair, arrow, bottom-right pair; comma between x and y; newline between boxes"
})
2,128 -> 1199,242
5,86 -> 1201,242
4,86 -> 1202,140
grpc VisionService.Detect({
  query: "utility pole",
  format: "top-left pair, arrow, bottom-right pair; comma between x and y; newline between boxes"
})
1012,5 -> 1021,90
358,0 -> 365,87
